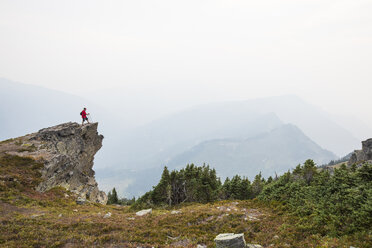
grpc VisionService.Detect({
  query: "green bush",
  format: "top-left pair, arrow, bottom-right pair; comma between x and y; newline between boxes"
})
258,160 -> 372,236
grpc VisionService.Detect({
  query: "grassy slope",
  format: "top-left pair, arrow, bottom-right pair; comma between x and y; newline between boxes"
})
0,153 -> 369,247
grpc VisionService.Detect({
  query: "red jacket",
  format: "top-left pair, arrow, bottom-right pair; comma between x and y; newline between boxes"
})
81,110 -> 87,118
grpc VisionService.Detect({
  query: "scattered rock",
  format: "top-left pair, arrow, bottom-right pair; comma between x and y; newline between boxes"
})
214,233 -> 246,248
197,244 -> 207,248
76,197 -> 86,205
170,238 -> 190,247
58,214 -> 62,218
171,210 -> 181,214
244,209 -> 263,221
103,212 -> 112,218
136,208 -> 152,216
31,213 -> 45,218
246,244 -> 263,248
167,235 -> 180,240
273,235 -> 279,239
127,217 -> 135,220
73,209 -> 78,212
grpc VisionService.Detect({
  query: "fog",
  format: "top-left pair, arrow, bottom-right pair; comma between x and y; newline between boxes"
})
1,0 -> 371,135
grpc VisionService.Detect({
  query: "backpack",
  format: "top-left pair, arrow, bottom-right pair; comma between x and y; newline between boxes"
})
80,111 -> 82,116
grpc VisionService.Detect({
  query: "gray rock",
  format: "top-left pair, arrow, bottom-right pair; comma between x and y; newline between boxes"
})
103,212 -> 112,218
76,197 -> 86,205
171,210 -> 181,214
246,245 -> 263,248
25,122 -> 108,204
136,208 -> 152,216
196,245 -> 207,248
31,213 -> 45,218
214,233 -> 246,248
349,138 -> 372,165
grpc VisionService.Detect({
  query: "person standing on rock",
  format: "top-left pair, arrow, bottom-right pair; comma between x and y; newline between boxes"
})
80,107 -> 90,126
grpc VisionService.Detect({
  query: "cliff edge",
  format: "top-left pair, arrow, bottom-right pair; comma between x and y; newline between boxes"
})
0,122 -> 107,204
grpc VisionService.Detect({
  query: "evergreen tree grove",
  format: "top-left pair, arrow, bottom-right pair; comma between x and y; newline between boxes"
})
133,160 -> 372,238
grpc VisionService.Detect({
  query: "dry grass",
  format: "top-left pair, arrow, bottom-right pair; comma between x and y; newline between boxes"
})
0,155 -> 369,248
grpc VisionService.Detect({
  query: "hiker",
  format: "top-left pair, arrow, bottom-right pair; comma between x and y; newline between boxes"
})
80,108 -> 90,125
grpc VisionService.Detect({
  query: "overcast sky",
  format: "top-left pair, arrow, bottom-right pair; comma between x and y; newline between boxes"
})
1,0 -> 371,128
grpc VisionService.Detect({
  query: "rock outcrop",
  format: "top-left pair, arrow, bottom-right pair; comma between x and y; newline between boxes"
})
1,122 -> 107,204
348,138 -> 372,165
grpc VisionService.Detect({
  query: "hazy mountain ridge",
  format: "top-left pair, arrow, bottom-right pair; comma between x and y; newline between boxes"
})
167,124 -> 337,179
116,110 -> 283,170
113,95 -> 359,173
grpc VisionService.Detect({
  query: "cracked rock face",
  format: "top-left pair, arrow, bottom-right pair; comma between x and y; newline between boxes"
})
349,138 -> 372,166
34,122 -> 107,204
3,122 -> 108,204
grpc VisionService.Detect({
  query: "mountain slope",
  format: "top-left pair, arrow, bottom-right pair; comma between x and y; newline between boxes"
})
114,95 -> 358,168
114,107 -> 283,170
167,124 -> 337,179
237,95 -> 360,156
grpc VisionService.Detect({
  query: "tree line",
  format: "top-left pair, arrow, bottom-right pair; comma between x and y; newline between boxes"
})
108,160 -> 371,236
132,163 -> 268,208
107,188 -> 135,205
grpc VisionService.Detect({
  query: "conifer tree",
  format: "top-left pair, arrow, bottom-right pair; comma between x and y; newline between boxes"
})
107,187 -> 119,204
251,172 -> 264,197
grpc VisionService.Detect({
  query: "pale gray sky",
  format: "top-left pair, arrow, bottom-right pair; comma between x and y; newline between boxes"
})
1,0 -> 371,129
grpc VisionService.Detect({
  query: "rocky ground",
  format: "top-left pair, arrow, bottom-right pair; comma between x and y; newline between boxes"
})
0,196 -> 358,247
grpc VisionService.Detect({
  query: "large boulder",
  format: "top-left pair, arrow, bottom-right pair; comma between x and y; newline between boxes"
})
2,122 -> 107,204
349,138 -> 372,165
214,233 -> 246,248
